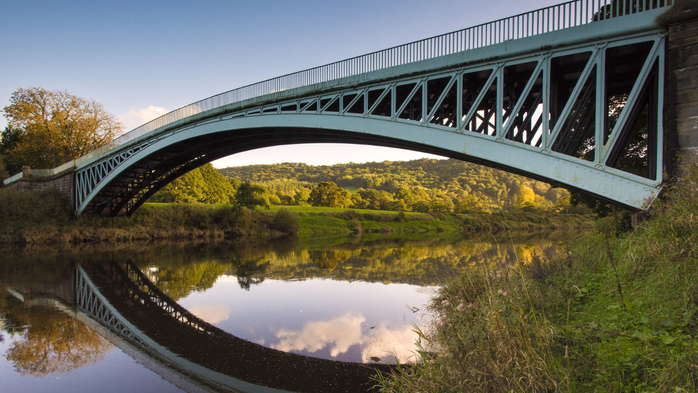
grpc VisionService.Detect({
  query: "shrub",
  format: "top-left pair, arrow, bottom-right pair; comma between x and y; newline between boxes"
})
270,209 -> 299,236
0,188 -> 71,232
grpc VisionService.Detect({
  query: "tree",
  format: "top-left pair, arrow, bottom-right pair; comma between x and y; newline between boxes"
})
516,185 -> 536,211
308,182 -> 351,208
0,126 -> 23,175
235,182 -> 271,209
293,188 -> 311,205
356,188 -> 394,210
1,87 -> 122,169
455,194 -> 484,213
197,164 -> 237,204
150,164 -> 236,204
4,303 -> 111,376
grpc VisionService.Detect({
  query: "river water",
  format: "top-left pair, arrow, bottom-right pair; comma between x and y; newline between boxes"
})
0,231 -> 573,392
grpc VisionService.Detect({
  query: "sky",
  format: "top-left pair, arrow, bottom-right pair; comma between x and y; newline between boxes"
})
0,0 -> 563,168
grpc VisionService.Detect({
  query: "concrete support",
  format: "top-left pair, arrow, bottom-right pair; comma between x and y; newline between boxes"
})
659,0 -> 698,175
5,166 -> 75,209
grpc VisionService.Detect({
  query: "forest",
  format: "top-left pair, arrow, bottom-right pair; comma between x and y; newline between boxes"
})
152,158 -> 574,214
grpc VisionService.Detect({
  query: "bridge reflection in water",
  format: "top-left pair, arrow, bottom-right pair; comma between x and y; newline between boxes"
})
74,261 -> 392,393
3,234 -> 576,391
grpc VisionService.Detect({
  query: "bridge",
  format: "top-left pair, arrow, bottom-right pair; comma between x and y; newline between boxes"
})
6,0 -> 697,216
7,260 -> 392,393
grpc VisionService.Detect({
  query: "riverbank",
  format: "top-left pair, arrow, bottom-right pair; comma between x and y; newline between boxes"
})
0,189 -> 299,244
377,167 -> 698,392
0,188 -> 593,245
299,210 -> 593,245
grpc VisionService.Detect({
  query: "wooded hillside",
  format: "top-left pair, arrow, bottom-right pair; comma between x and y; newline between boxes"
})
216,158 -> 571,212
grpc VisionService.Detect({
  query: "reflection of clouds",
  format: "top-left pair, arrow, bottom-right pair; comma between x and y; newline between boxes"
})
189,305 -> 232,324
361,322 -> 420,364
271,312 -> 419,363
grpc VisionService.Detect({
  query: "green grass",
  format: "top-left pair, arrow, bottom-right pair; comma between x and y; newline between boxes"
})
343,186 -> 360,194
268,204 -> 421,215
300,215 -> 354,237
145,203 -> 403,215
0,198 -> 301,244
0,196 -> 590,246
377,166 -> 698,392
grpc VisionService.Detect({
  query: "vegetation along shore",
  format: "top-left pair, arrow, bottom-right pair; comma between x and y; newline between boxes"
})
0,186 -> 592,245
376,166 -> 698,392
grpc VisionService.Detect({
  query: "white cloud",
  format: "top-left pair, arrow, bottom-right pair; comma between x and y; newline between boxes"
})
119,105 -> 168,131
188,304 -> 232,324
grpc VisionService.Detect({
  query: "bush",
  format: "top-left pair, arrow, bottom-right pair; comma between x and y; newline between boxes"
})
270,209 -> 299,236
0,188 -> 71,232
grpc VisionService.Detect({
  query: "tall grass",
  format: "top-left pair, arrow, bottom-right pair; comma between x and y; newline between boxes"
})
0,188 -> 72,232
378,166 -> 698,392
0,191 -> 300,244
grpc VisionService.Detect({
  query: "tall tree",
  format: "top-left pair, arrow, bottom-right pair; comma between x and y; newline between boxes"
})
0,126 -> 23,175
2,87 -> 122,169
308,182 -> 351,208
150,163 -> 236,204
235,182 -> 271,210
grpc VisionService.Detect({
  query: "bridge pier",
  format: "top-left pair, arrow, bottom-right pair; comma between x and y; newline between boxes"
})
3,166 -> 75,209
660,0 -> 698,175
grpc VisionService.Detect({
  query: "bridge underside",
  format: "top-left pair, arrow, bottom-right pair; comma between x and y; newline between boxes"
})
80,129 -> 452,216
76,23 -> 665,216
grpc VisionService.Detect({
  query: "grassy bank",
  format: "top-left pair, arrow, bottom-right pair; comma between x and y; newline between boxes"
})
0,189 -> 299,244
0,187 -> 594,245
377,168 -> 698,392
299,210 -> 459,238
299,209 -> 592,239
460,211 -> 593,232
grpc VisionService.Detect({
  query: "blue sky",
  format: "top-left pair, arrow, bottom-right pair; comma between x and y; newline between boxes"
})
0,0 -> 562,167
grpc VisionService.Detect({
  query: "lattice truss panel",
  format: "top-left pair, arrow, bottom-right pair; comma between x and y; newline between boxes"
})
75,33 -> 664,215
76,266 -> 150,348
118,260 -> 223,336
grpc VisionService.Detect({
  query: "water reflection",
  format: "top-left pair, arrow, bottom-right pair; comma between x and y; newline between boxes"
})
189,304 -> 232,324
0,230 -> 577,392
178,276 -> 431,364
272,312 -> 418,364
2,296 -> 111,376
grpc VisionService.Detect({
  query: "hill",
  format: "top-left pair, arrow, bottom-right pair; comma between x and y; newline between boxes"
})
217,158 -> 570,212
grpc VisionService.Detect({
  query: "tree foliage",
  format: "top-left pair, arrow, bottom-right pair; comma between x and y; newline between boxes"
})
219,158 -> 572,212
309,181 -> 352,208
1,87 -> 122,170
150,163 -> 237,204
0,126 -> 23,176
2,299 -> 111,377
235,182 -> 271,210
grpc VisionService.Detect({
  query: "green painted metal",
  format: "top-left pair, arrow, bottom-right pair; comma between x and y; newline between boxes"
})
6,1 -> 672,215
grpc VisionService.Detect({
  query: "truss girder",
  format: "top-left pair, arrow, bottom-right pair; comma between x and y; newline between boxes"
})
75,32 -> 665,215
76,266 -> 150,348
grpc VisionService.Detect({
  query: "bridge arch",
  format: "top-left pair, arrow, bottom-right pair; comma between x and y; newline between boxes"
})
0,2 -> 656,215
77,32 -> 666,215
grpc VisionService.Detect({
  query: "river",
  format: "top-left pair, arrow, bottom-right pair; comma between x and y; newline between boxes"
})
0,231 -> 574,392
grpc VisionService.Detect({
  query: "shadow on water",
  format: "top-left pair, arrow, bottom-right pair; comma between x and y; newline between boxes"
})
0,230 -> 583,392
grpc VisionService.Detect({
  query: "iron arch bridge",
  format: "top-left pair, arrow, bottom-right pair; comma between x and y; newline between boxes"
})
70,0 -> 670,216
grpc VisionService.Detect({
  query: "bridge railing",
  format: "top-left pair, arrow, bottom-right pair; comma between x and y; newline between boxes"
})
106,0 -> 672,151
